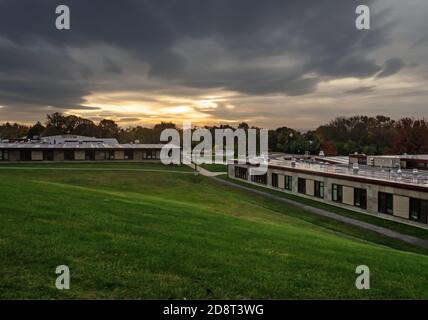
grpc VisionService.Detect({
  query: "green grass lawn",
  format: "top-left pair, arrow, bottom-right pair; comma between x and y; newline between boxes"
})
219,175 -> 428,241
1,163 -> 428,299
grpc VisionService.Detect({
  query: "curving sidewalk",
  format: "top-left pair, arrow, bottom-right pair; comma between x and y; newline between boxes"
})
197,169 -> 428,250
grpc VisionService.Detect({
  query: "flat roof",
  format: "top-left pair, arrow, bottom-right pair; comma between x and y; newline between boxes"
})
350,154 -> 428,161
0,142 -> 179,149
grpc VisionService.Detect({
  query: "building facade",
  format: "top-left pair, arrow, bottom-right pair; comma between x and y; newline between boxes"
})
229,161 -> 428,229
0,135 -> 175,162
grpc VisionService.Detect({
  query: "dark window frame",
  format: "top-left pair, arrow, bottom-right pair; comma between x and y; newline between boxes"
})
284,175 -> 292,191
314,181 -> 324,198
43,150 -> 54,161
251,173 -> 267,185
298,178 -> 306,194
124,150 -> 134,160
354,188 -> 367,209
378,192 -> 393,215
271,173 -> 278,188
234,167 -> 248,180
332,184 -> 343,202
104,151 -> 115,160
85,150 -> 95,161
64,150 -> 75,161
0,150 -> 9,161
410,198 -> 428,224
20,150 -> 31,161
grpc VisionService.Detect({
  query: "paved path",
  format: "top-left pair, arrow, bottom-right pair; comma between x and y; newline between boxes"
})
195,166 -> 227,177
209,175 -> 428,250
185,164 -> 227,177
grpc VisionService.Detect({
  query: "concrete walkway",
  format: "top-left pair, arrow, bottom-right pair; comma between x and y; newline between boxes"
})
186,164 -> 227,177
208,175 -> 428,250
195,166 -> 227,177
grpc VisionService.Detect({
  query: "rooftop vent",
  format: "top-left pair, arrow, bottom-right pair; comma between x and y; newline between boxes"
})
352,163 -> 359,175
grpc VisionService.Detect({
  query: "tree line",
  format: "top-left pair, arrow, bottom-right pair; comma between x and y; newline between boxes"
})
1,113 -> 427,156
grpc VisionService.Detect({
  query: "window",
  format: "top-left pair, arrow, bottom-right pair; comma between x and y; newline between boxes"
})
64,150 -> 75,161
378,192 -> 393,215
271,173 -> 278,188
43,150 -> 54,161
332,184 -> 343,202
145,150 -> 156,159
20,150 -> 31,161
298,178 -> 306,194
0,150 -> 9,161
354,188 -> 367,209
104,151 -> 115,160
314,181 -> 324,198
410,198 -> 428,224
234,167 -> 248,180
251,173 -> 267,185
124,150 -> 134,160
358,158 -> 367,165
85,150 -> 95,161
284,175 -> 292,191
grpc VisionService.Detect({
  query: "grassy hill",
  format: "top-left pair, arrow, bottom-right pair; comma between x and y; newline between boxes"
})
1,163 -> 428,299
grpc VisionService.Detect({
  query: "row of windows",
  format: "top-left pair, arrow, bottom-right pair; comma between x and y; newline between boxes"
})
297,178 -> 325,198
331,184 -> 367,209
0,150 -> 158,161
251,173 -> 267,185
378,192 -> 428,224
234,167 -> 428,225
235,167 -> 248,180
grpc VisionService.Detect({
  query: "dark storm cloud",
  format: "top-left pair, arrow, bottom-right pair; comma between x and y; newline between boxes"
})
0,0 -> 400,111
103,57 -> 122,74
376,58 -> 405,78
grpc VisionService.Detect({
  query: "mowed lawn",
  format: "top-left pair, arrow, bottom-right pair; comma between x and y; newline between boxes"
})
1,163 -> 428,299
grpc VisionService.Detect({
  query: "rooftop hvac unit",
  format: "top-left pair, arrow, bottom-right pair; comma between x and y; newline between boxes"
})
352,163 -> 359,175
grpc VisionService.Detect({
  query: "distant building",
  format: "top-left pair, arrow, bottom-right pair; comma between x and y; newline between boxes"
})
229,158 -> 428,228
0,134 -> 178,162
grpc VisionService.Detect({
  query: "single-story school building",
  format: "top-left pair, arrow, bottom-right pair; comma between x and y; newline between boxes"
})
229,159 -> 428,228
0,135 -> 177,162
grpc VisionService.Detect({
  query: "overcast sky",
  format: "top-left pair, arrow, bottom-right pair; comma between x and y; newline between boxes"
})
0,0 -> 427,129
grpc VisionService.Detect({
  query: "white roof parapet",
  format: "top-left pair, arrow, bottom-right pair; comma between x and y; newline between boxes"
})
267,160 -> 428,188
40,135 -> 119,145
0,142 -> 180,149
0,135 -> 181,149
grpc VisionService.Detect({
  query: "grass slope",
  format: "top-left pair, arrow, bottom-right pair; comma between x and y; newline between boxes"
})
219,176 -> 428,241
0,163 -> 428,299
